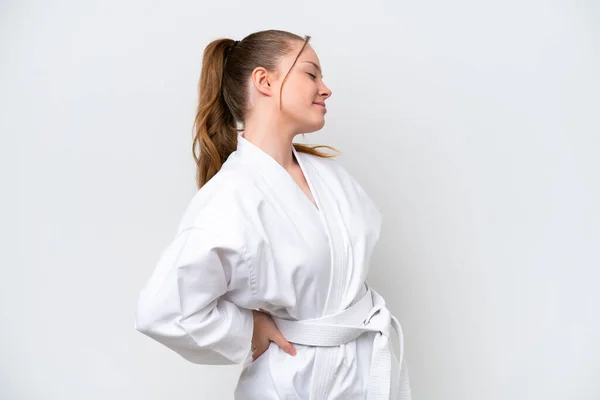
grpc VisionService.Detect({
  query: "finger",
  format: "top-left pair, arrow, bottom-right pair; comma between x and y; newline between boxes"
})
252,346 -> 267,361
269,329 -> 296,356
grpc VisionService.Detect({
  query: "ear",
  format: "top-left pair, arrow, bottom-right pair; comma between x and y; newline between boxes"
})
251,66 -> 273,96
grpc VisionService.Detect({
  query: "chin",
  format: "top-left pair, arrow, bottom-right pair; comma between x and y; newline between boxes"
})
298,119 -> 325,134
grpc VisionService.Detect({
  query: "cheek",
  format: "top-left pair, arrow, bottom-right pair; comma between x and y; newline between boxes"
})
281,94 -> 313,114
281,80 -> 314,105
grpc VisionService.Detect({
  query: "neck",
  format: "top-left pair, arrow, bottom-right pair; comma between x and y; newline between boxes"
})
241,119 -> 298,170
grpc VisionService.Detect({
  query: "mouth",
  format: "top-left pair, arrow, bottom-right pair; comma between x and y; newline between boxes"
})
313,102 -> 327,112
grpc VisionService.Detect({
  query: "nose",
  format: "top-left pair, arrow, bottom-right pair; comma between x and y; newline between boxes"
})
319,83 -> 332,100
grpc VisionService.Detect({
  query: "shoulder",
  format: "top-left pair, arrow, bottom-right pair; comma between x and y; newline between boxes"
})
299,150 -> 348,179
302,150 -> 383,223
302,151 -> 369,195
175,164 -> 257,234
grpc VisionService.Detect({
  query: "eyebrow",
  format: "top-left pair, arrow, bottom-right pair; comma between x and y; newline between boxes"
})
301,61 -> 323,76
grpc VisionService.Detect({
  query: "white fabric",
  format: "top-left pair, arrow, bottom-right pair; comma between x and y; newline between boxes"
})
273,287 -> 405,400
135,132 -> 411,399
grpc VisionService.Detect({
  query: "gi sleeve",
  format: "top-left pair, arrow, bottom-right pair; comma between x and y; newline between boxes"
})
135,208 -> 256,365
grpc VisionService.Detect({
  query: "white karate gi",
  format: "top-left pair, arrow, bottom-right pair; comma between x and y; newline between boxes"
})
135,133 -> 411,399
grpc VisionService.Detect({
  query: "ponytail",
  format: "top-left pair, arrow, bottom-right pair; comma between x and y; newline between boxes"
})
192,38 -> 238,189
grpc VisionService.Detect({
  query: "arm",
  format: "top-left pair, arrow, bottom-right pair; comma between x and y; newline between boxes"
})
135,221 -> 255,365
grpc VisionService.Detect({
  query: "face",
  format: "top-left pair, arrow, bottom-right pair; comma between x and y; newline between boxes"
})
271,42 -> 332,134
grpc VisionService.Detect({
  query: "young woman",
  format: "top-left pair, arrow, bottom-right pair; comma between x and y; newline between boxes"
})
135,29 -> 411,400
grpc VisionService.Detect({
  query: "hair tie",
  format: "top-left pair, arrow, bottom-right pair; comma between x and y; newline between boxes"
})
224,40 -> 239,69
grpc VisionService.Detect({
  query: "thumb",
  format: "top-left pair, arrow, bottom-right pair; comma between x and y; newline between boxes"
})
269,329 -> 296,356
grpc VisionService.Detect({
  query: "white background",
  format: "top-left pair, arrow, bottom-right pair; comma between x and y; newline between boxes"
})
2,0 -> 599,399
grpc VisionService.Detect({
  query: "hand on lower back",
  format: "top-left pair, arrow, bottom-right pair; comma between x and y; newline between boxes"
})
251,310 -> 296,361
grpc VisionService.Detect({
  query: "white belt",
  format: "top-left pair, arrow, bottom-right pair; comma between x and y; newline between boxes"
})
272,287 -> 404,400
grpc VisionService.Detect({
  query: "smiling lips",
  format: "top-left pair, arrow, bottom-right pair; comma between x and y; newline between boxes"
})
313,102 -> 327,112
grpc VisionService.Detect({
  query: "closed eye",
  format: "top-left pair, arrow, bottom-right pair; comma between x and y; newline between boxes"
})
306,73 -> 317,79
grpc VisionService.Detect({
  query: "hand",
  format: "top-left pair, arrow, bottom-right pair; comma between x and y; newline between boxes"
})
251,310 -> 296,361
